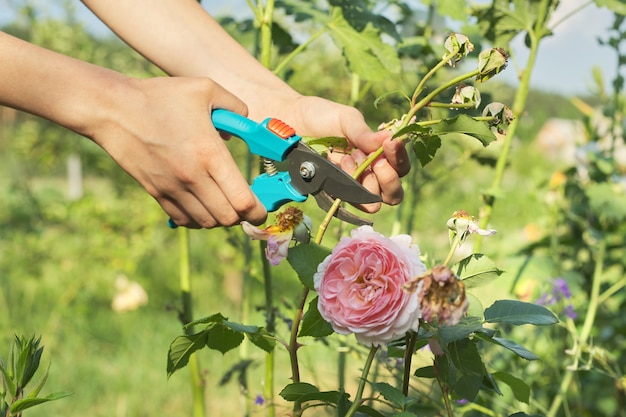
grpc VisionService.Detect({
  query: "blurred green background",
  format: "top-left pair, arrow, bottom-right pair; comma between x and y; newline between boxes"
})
1,1 -> 623,416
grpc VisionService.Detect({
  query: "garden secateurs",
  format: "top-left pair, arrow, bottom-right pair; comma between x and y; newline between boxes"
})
168,109 -> 381,228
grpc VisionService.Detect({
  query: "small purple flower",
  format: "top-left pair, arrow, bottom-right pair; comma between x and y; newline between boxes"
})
563,305 -> 578,320
254,394 -> 265,406
552,278 -> 572,300
536,278 -> 577,320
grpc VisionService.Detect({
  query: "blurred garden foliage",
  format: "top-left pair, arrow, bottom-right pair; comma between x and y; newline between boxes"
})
1,0 -> 625,416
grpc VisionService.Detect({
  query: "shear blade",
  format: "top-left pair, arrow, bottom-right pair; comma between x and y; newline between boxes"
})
313,192 -> 373,226
288,143 -> 381,205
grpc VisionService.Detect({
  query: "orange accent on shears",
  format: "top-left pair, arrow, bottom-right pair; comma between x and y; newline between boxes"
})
267,118 -> 296,139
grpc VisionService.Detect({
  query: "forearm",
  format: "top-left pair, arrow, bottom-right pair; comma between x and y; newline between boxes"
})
80,0 -> 300,121
0,31 -> 127,139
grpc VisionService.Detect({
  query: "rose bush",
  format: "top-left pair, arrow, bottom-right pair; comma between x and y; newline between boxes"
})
313,226 -> 427,346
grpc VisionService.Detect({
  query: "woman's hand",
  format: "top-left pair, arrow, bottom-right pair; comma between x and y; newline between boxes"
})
89,76 -> 268,229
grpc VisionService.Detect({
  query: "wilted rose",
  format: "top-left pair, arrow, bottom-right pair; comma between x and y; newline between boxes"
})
314,226 -> 427,346
405,265 -> 469,326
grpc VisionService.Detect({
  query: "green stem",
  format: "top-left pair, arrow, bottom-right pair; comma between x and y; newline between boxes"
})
473,0 -> 550,252
257,3 -> 276,415
546,238 -> 606,417
179,228 -> 206,417
402,331 -> 418,398
345,345 -> 379,417
443,233 -> 463,266
273,28 -> 326,75
259,0 -> 275,68
411,50 -> 460,106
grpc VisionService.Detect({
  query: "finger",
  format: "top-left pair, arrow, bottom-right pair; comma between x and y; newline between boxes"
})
383,138 -> 411,178
204,79 -> 249,117
372,157 -> 404,206
158,196 -> 205,229
196,137 -> 268,226
341,150 -> 382,213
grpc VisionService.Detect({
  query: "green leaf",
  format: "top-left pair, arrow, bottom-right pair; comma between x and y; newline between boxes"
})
245,329 -> 276,354
299,297 -> 334,337
595,0 -> 626,15
438,316 -> 484,345
328,0 -> 401,40
431,115 -> 496,146
355,405 -> 387,417
298,390 -> 348,404
475,334 -> 538,361
222,321 -> 276,353
414,366 -> 435,379
508,413 -> 544,417
206,323 -> 244,354
26,363 -> 50,399
10,392 -> 72,413
0,361 -> 16,397
183,312 -> 228,329
167,331 -> 208,378
302,136 -> 349,156
287,244 -> 331,290
370,382 -> 406,408
327,8 -> 401,81
279,382 -> 319,401
412,135 -> 442,167
456,254 -> 503,289
493,371 -> 531,404
444,339 -> 491,401
484,300 -> 559,326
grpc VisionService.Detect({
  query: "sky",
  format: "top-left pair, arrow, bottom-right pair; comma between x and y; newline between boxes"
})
2,0 -> 620,96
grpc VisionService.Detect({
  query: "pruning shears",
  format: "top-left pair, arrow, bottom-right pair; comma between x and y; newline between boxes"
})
168,109 -> 381,228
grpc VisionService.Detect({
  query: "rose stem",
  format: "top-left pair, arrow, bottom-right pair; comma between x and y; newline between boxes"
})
344,345 -> 380,417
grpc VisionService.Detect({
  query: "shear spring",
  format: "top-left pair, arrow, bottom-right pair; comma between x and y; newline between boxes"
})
263,158 -> 278,176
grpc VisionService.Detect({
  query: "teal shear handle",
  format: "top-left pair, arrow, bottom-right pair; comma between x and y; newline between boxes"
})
168,110 -> 307,228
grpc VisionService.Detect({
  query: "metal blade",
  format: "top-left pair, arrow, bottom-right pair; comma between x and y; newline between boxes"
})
287,143 -> 382,205
313,192 -> 374,226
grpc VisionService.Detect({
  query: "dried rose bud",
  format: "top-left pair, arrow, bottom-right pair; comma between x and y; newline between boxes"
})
451,85 -> 481,108
476,48 -> 509,82
405,265 -> 469,326
242,206 -> 308,265
447,209 -> 496,245
482,102 -> 515,134
443,33 -> 474,67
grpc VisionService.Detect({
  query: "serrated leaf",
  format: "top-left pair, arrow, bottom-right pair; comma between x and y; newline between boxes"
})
484,300 -> 559,326
299,297 -> 334,337
445,339 -> 490,401
167,331 -> 208,377
223,322 -> 276,353
279,382 -> 319,401
246,329 -> 276,353
10,392 -> 72,413
412,135 -> 442,167
456,254 -> 503,289
371,382 -> 406,408
329,0 -> 401,40
206,323 -> 244,354
431,115 -> 496,146
183,312 -> 228,329
493,371 -> 531,404
287,244 -> 331,290
327,8 -> 401,81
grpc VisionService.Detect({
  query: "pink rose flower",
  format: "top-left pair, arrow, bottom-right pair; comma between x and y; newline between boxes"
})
314,226 -> 427,346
